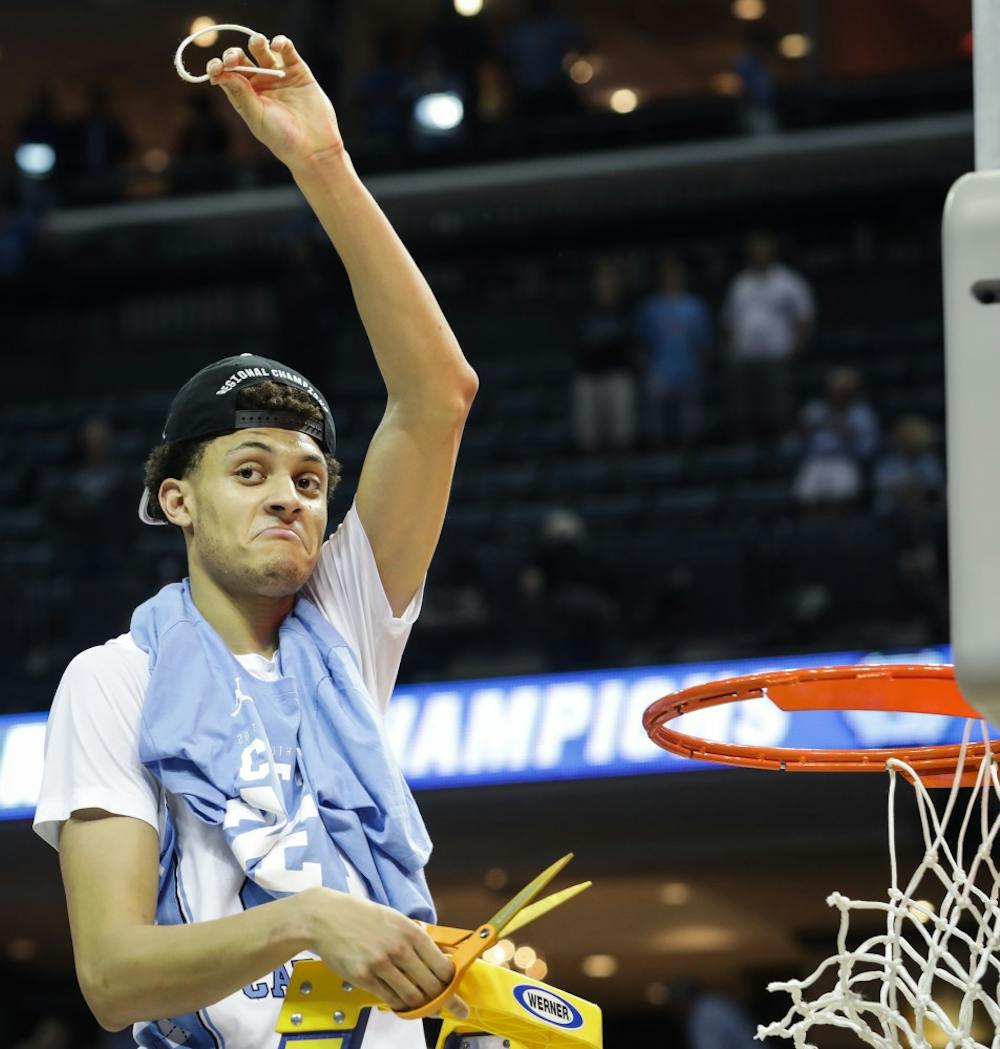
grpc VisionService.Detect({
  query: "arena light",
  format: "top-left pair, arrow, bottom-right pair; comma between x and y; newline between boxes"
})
712,71 -> 743,96
142,147 -> 170,174
569,58 -> 594,84
658,881 -> 692,905
496,938 -> 516,963
0,720 -> 45,811
15,142 -> 55,178
609,88 -> 638,114
645,982 -> 669,1005
6,938 -> 37,963
513,945 -> 537,970
908,899 -> 936,925
525,958 -> 548,980
779,33 -> 812,58
454,0 -> 483,14
581,954 -> 619,978
651,924 -> 738,952
190,16 -> 219,47
732,0 -> 766,20
484,866 -> 508,890
414,91 -> 464,132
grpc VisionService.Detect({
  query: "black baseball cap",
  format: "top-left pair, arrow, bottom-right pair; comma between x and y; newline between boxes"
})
139,353 -> 336,525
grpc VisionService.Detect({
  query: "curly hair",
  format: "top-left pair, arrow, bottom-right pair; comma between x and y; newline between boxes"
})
142,381 -> 341,525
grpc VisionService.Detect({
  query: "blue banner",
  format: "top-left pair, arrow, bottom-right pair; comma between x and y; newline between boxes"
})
384,646 -> 959,789
0,645 -> 973,821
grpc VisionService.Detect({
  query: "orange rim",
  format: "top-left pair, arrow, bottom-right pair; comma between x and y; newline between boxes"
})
642,664 -> 1000,787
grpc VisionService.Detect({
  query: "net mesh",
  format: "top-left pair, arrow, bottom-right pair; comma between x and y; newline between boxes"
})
759,722 -> 1000,1049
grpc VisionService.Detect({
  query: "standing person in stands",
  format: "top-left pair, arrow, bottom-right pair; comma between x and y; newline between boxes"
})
503,0 -> 583,119
721,232 -> 814,442
33,33 -> 478,1049
793,366 -> 880,509
174,93 -> 232,193
636,255 -> 712,449
571,257 -> 637,452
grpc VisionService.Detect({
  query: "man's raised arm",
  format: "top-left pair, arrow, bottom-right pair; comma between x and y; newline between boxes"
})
211,36 -> 478,615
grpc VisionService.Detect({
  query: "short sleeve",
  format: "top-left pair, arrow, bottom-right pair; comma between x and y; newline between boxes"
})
301,501 -> 423,714
32,640 -> 160,851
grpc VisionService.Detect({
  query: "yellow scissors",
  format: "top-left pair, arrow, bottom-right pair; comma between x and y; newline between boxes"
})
398,852 -> 590,1020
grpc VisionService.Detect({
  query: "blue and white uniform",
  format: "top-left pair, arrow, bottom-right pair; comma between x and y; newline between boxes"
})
33,504 -> 426,1049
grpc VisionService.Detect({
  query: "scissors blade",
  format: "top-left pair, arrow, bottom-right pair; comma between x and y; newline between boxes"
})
485,853 -> 574,936
498,881 -> 592,938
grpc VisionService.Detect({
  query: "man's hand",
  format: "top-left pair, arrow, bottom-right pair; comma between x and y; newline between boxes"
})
300,888 -> 470,1018
207,35 -> 343,168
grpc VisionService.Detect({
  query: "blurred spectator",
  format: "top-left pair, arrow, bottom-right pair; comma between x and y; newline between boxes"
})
874,414 -> 944,515
734,31 -> 778,135
17,90 -> 62,153
357,30 -> 411,149
874,415 -> 948,640
422,0 -> 494,132
54,416 -> 128,572
0,199 -> 37,277
63,86 -> 132,195
476,58 -> 514,125
11,1018 -> 72,1049
792,366 -> 879,509
636,256 -> 712,449
721,233 -> 814,441
517,509 -> 621,669
571,259 -> 637,452
503,0 -> 583,119
688,990 -> 761,1049
671,983 -> 763,1049
173,95 -> 231,193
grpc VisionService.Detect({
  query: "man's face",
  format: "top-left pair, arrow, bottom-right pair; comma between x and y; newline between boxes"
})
180,427 -> 329,599
747,235 -> 776,270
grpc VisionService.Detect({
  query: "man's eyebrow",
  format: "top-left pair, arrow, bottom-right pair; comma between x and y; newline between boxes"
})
226,440 -> 273,456
226,439 -> 326,466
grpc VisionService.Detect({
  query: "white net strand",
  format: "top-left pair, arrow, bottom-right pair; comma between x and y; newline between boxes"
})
758,722 -> 1000,1049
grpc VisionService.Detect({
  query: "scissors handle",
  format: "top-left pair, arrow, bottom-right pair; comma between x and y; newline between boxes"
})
396,923 -> 497,1020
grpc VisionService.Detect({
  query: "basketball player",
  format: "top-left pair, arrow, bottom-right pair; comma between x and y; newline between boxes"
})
32,34 -> 478,1048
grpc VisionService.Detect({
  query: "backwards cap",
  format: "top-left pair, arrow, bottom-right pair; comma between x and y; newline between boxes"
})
138,353 -> 336,526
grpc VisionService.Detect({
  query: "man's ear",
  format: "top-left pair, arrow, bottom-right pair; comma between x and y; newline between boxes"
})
159,478 -> 193,528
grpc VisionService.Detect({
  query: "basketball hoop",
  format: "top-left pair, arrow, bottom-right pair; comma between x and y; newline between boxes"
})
643,663 -> 1000,787
643,664 -> 1000,1048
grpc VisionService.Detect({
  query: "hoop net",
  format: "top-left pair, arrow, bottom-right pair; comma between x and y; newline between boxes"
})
759,722 -> 1000,1049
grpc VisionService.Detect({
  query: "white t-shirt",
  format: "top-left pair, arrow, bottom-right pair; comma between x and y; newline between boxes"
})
33,503 -> 426,1049
722,264 -> 815,360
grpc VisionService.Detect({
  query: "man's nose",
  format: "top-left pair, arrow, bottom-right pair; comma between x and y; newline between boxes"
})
266,477 -> 303,517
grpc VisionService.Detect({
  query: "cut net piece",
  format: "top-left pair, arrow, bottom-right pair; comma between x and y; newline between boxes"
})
758,722 -> 1000,1049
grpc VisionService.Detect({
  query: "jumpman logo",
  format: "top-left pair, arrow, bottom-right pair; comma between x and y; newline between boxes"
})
231,676 -> 255,718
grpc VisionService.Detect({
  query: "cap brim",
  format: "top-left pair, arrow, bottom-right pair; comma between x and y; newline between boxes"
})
138,488 -> 167,526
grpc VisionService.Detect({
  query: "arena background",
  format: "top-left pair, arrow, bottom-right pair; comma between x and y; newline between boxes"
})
0,1 -> 976,1046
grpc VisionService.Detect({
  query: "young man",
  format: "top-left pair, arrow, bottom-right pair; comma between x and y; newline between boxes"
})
32,34 -> 478,1048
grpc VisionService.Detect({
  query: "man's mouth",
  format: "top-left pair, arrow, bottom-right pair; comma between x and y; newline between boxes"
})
257,526 -> 304,545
